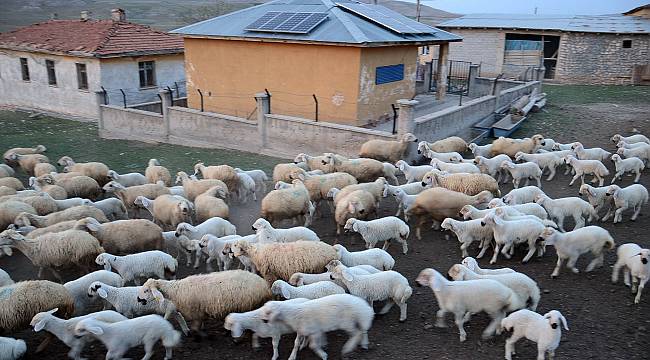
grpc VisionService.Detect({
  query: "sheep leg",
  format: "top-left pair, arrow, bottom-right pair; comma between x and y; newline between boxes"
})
623,269 -> 631,287
547,349 -> 555,360
611,260 -> 623,283
501,243 -> 512,259
476,243 -> 488,259
551,256 -> 563,278
556,216 -> 565,232
342,330 -> 363,355
546,166 -> 557,181
142,340 -> 155,360
612,171 -> 622,184
164,346 -> 173,360
482,311 -> 503,338
568,173 -> 579,186
632,204 -> 642,221
395,204 -> 403,217
634,279 -> 647,304
573,214 -> 585,229
174,311 -> 190,336
567,256 -> 580,273
379,299 -> 395,315
536,346 -> 547,360
513,178 -> 520,189
401,239 -> 408,255
490,243 -> 501,264
504,332 -> 523,360
586,252 -> 604,272
597,175 -> 604,186
535,176 -> 541,188
435,309 -> 447,327
614,206 -> 627,223
521,242 -> 537,263
632,277 -> 639,293
460,243 -> 469,258
454,311 -> 468,342
269,336 -> 280,360
634,170 -> 641,183
601,206 -> 614,222
309,334 -> 328,360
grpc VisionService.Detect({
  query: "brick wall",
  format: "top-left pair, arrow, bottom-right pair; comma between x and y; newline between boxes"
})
438,29 -> 505,76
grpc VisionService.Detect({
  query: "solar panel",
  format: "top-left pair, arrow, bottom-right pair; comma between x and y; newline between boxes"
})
335,2 -> 434,34
245,11 -> 329,34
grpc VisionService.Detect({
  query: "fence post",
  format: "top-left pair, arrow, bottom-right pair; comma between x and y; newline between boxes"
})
312,94 -> 318,122
422,62 -> 432,94
197,89 -> 204,112
396,99 -> 418,137
264,88 -> 271,113
119,89 -> 127,108
95,91 -> 106,133
174,82 -> 180,98
467,64 -> 480,98
159,89 -> 171,140
255,92 -> 271,150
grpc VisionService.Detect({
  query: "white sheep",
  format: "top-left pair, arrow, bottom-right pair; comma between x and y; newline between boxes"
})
564,155 -> 609,186
610,154 -> 644,184
395,160 -> 433,183
333,244 -> 394,270
162,231 -> 202,268
252,218 -> 319,243
430,158 -> 480,174
289,262 -> 379,288
0,337 -> 26,360
441,218 -> 493,258
502,309 -> 568,360
606,184 -> 649,223
235,171 -> 257,202
382,182 -> 427,217
502,186 -> 546,205
461,256 -> 515,275
616,140 -> 648,150
500,160 -> 542,188
480,212 -> 545,264
95,251 -> 177,285
175,217 -> 237,240
538,226 -> 615,278
534,194 -> 596,232
200,234 -> 247,271
81,198 -> 128,221
0,268 -> 13,287
578,184 -> 615,221
468,143 -> 493,158
234,168 -> 268,195
415,268 -> 514,342
73,315 -> 181,360
611,133 -> 650,145
390,188 -> 419,220
486,198 -> 549,220
63,270 -> 124,316
344,217 -> 409,254
616,145 -> 650,166
418,142 -> 463,162
474,154 -> 512,183
551,142 -> 574,151
271,279 -> 346,300
107,170 -> 147,187
571,142 -> 610,162
514,151 -> 564,181
612,243 -> 650,304
538,138 -> 558,151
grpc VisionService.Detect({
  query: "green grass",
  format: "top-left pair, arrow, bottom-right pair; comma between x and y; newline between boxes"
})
0,110 -> 283,177
541,84 -> 650,105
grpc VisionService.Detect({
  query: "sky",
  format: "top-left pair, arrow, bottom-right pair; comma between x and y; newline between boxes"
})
410,0 -> 648,15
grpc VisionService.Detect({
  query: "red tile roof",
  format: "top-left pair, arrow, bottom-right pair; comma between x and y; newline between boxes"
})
0,20 -> 184,58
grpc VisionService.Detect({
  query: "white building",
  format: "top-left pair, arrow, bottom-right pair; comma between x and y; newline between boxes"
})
0,9 -> 185,120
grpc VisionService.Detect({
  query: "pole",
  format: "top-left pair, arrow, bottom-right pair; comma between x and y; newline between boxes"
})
391,104 -> 398,134
197,89 -> 204,112
312,94 -> 318,122
119,89 -> 126,108
156,94 -> 164,115
416,0 -> 421,22
100,86 -> 108,105
265,88 -> 271,113
174,82 -> 180,98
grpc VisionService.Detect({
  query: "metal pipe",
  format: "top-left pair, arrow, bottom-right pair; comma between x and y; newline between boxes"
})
156,94 -> 163,115
197,89 -> 204,112
119,89 -> 126,108
100,86 -> 108,105
173,82 -> 180,98
391,104 -> 398,134
265,88 -> 271,113
312,94 -> 318,122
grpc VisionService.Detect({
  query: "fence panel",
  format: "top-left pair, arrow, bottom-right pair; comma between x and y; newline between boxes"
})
429,60 -> 472,95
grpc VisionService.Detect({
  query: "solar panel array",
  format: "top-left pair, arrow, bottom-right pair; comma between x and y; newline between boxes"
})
336,2 -> 435,34
245,12 -> 329,34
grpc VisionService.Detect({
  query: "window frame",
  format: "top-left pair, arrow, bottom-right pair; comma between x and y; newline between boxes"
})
375,64 -> 405,85
45,59 -> 57,86
19,58 -> 30,81
76,63 -> 89,90
622,40 -> 632,49
138,61 -> 156,88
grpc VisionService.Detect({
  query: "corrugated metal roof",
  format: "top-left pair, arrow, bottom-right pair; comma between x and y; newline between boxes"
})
171,0 -> 462,45
439,13 -> 650,34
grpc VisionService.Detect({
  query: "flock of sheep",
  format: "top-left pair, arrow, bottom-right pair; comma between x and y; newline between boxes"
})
0,129 -> 649,360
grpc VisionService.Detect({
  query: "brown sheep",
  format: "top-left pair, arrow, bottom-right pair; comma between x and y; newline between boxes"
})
334,189 -> 377,235
39,174 -> 101,200
103,181 -> 170,217
0,177 -> 24,190
322,153 -> 384,182
194,162 -> 239,196
3,145 -> 46,168
73,217 -> 163,255
422,170 -> 501,197
490,134 -> 545,158
194,186 -> 229,222
13,205 -> 109,228
6,153 -> 50,175
176,171 -> 228,201
272,163 -> 307,183
419,137 -> 468,154
0,200 -> 37,230
261,179 -> 312,227
145,159 -> 172,186
57,156 -> 110,185
359,133 -> 419,163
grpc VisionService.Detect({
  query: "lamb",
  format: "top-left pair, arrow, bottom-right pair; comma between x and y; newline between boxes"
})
419,136 -> 468,154
230,240 -> 337,284
415,268 -> 514,342
57,156 -> 110,185
73,315 -> 181,360
73,217 -> 163,255
3,144 -> 46,167
616,140 -> 648,150
107,170 -> 147,187
570,142 -> 611,162
81,198 -> 128,221
162,232 -> 202,268
289,262 -> 379,288
234,168 -> 268,195
271,279 -> 346,300
480,212 -> 546,264
422,170 -> 500,197
324,260 -> 381,275
134,195 -> 192,230
30,309 -> 127,360
534,194 -> 596,232
616,145 -> 650,166
96,251 -> 177,285
175,217 -> 237,240
193,162 -> 239,195
515,151 -> 564,181
610,154 -> 644,183
501,309 -> 568,360
40,174 -> 101,199
344,217 -> 409,254
0,268 -> 13,287
29,177 -> 67,199
502,186 -> 546,205
474,155 -> 511,183
611,133 -> 650,145
538,226 -> 615,278
63,270 -> 124,316
578,184 -> 615,221
33,162 -> 57,177
486,199 -> 549,219
606,184 -> 649,223
468,143 -> 493,158
13,205 -> 108,228
565,155 -> 609,186
137,271 -> 271,335
447,264 -> 540,311
0,337 -> 26,360
551,142 -> 575,151
261,179 -> 312,227
441,218 -> 493,258
492,207 -> 557,228
200,234 -> 251,271
358,132 -> 418,163
0,229 -> 104,282
430,158 -> 480,174
490,134 -> 545,158
418,143 -> 464,163
334,189 -> 377,235
382,182 -> 427,217
0,280 -> 74,333
5,153 -> 49,175
194,186 -> 229,222
145,159 -> 172,186
500,160 -> 543,188
253,218 -> 319,243
333,244 -> 394,270
321,152 -> 384,182
258,294 -> 374,360
612,243 -> 650,304
461,256 -> 515,275
381,162 -> 399,185
235,171 -> 257,202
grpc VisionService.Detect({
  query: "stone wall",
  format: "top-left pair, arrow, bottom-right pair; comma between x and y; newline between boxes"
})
99,105 -> 165,142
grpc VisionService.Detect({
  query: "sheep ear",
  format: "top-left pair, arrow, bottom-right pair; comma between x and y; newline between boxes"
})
559,314 -> 569,331
97,288 -> 108,299
2,247 -> 12,256
281,285 -> 291,299
152,289 -> 164,301
87,326 -> 104,336
352,222 -> 359,232
33,320 -> 46,332
86,221 -> 101,232
342,269 -> 354,282
432,279 -> 442,292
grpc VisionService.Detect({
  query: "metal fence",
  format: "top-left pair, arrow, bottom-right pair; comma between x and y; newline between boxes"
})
429,60 -> 472,95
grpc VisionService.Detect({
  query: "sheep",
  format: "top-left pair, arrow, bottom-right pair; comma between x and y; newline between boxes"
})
565,155 -> 609,186
612,243 -> 650,304
134,195 -> 192,230
333,243 -> 394,271
137,270 -> 271,335
224,298 -> 310,360
610,154 -> 644,183
14,205 -> 108,228
63,270 -> 124,316
82,198 -> 128,221
235,171 -> 257,202
611,133 -> 650,145
7,193 -> 57,215
430,158 -> 480,174
33,162 -> 57,177
272,163 -> 308,183
29,176 -> 67,199
490,134 -> 545,157
292,172 -> 358,212
418,143 -> 464,163
415,268 -> 514,342
441,218 -> 493,258
200,234 -> 250,271
96,251 -> 177,285
324,260 -> 381,274
461,256 -> 515,275
486,199 -> 549,219
0,337 -> 26,360
234,168 -> 268,195
0,164 -> 14,178
145,159 -> 172,186
22,220 -> 77,239
606,184 -> 649,223
73,315 -> 181,360
253,218 -> 319,243
321,152 -> 384,182
175,171 -> 228,202
261,179 -> 312,227
258,294 -> 374,360
271,279 -> 346,300
382,162 -> 399,185
5,153 -> 49,175
176,217 -> 236,240
500,160 -> 543,188
231,240 -> 337,284
0,280 -> 74,333
616,140 -> 648,150
57,156 -> 110,185
578,184 -> 615,221
468,143 -> 493,158
419,136 -> 468,154
538,226 -> 615,278
515,151 -> 564,181
537,138 -> 558,151
502,186 -> 546,205
74,217 -> 163,255
570,142 -> 611,162
40,174 -> 101,200
502,309 -> 568,360
382,182 -> 427,217
0,177 -> 24,190
534,194 -> 596,232
0,186 -> 15,197
480,211 -> 546,264
492,207 -> 557,228
331,177 -> 385,208
616,145 -> 650,166
334,189 -> 377,235
344,217 -> 409,254
447,264 -> 540,311
0,229 -> 104,282
107,170 -> 147,187
358,132 -> 418,163
422,170 -> 500,197
0,268 -> 13,287
194,186 -> 229,222
551,142 -> 574,151
162,232 -> 202,268
30,308 -> 127,360
193,162 -> 239,195
407,187 -> 493,238
3,144 -> 46,167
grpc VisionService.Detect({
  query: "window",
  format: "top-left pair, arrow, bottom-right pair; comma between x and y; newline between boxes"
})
76,63 -> 88,90
45,59 -> 57,86
622,40 -> 632,49
375,64 -> 404,85
19,58 -> 29,81
421,46 -> 430,55
138,61 -> 155,88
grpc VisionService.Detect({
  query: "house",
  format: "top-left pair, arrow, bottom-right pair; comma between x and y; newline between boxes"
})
0,9 -> 185,120
437,4 -> 650,84
172,0 -> 461,126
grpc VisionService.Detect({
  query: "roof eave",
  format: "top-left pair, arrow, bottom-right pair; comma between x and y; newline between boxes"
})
95,49 -> 185,58
180,34 -> 461,47
0,45 -> 183,58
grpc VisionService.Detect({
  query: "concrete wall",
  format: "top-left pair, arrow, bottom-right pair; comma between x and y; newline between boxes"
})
99,105 -> 166,142
0,50 -> 100,119
438,28 -> 505,77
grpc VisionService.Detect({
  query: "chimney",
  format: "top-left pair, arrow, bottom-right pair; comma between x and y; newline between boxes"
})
80,11 -> 91,21
111,8 -> 126,22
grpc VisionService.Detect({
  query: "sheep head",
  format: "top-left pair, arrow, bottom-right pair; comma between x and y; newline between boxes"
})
415,268 -> 443,291
57,156 -> 74,167
474,191 -> 494,206
329,265 -> 354,282
636,249 -> 650,265
605,185 -> 620,197
13,213 -> 34,227
544,310 -> 568,331
0,229 -> 24,246
103,181 -> 125,193
293,153 -> 308,164
459,205 -> 474,219
531,134 -> 544,146
401,133 -> 418,143
611,134 -> 622,143
538,227 -> 557,245
252,218 -> 271,232
147,159 -> 160,167
416,141 -> 429,154
30,308 -> 59,332
75,217 -> 102,233
175,171 -> 189,185
321,153 -> 337,166
461,257 -> 478,271
440,218 -> 454,231
610,154 -> 621,162
325,259 -> 343,272
447,264 -> 468,281
138,279 -> 165,303
343,218 -> 358,232
230,240 -> 249,257
224,314 -> 245,337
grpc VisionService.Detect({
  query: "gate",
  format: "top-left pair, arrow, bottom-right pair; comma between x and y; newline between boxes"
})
429,60 -> 472,95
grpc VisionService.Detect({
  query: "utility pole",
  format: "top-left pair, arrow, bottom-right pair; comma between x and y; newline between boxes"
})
416,0 -> 421,22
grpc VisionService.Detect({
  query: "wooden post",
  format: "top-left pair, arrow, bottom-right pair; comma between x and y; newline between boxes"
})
435,43 -> 449,100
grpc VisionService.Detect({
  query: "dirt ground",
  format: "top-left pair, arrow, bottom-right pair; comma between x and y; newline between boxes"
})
3,87 -> 650,359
